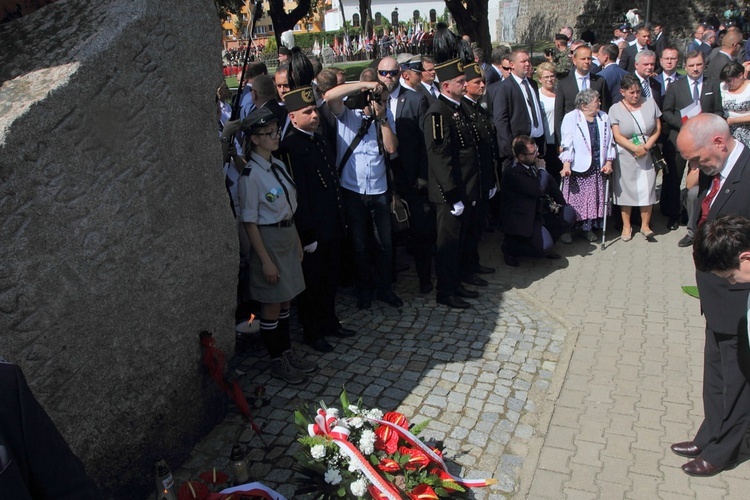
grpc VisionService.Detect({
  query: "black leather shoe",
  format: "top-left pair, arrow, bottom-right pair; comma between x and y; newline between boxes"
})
419,280 -> 434,293
463,274 -> 488,287
474,264 -> 495,274
305,338 -> 334,353
678,234 -> 694,248
333,326 -> 356,338
682,457 -> 735,477
667,218 -> 680,231
545,252 -> 562,260
671,441 -> 702,458
376,290 -> 404,307
455,285 -> 479,298
436,295 -> 471,309
504,254 -> 520,267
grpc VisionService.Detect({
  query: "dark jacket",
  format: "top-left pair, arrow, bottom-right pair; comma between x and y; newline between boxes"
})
423,95 -> 480,206
280,127 -> 344,245
0,362 -> 98,499
391,85 -> 430,195
501,160 -> 566,238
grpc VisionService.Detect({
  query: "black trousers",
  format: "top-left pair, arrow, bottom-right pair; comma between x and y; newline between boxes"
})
694,327 -> 750,465
659,140 -> 686,219
503,206 -> 576,258
403,190 -> 436,284
462,199 -> 482,278
297,238 -> 341,341
435,203 -> 472,300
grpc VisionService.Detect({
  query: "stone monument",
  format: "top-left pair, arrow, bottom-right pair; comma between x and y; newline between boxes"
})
0,0 -> 236,497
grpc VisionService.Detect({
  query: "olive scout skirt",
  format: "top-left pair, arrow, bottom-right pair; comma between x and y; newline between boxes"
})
249,225 -> 305,303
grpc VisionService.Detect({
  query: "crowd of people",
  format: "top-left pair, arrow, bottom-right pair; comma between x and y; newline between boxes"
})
215,21 -> 750,452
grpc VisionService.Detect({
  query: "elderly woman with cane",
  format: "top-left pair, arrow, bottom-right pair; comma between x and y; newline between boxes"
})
558,88 -> 616,243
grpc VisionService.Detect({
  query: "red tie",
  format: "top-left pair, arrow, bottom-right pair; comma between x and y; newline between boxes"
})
698,175 -> 722,226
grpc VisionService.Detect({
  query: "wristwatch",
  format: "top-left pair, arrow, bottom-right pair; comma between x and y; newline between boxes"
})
377,117 -> 389,125
220,136 -> 231,143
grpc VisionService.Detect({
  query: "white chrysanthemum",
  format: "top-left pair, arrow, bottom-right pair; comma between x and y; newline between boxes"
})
348,404 -> 361,414
310,444 -> 326,460
324,469 -> 342,485
367,408 -> 383,420
348,461 -> 358,472
359,429 -> 376,455
349,417 -> 364,429
350,478 -> 368,496
326,408 -> 340,417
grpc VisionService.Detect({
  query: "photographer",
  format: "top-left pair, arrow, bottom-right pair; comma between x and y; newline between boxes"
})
501,135 -> 575,267
325,77 -> 402,309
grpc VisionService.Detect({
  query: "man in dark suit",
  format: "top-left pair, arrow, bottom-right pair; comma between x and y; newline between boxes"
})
661,51 -> 723,232
484,46 -> 509,86
501,136 -> 575,267
554,45 -> 610,143
418,56 -> 440,102
597,43 -> 629,104
653,46 -> 682,98
705,29 -> 743,81
652,21 -> 668,59
671,114 -> 750,477
423,58 -> 481,309
618,26 -> 657,73
378,56 -> 436,294
488,49 -> 546,162
633,49 -> 663,109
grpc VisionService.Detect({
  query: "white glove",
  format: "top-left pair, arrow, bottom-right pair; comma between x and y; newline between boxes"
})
303,241 -> 318,253
450,201 -> 465,216
489,187 -> 497,199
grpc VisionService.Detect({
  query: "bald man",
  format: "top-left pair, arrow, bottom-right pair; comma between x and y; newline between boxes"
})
705,28 -> 743,81
671,114 -> 750,477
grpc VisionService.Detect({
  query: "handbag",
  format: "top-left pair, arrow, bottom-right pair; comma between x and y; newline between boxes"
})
624,104 -> 669,174
391,194 -> 410,233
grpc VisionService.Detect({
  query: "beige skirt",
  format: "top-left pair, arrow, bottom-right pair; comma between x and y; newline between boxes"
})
249,225 -> 305,303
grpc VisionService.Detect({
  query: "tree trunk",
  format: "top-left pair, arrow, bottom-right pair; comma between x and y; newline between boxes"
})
359,0 -> 373,38
268,0 -> 312,47
444,0 -> 491,58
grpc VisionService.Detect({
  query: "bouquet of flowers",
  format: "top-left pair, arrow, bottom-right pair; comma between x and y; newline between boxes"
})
293,390 -> 496,499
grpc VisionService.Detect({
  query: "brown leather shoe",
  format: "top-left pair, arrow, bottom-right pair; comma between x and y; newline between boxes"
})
681,458 -> 735,477
670,441 -> 702,458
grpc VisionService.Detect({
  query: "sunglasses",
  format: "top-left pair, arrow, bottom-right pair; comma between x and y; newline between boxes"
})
378,69 -> 400,77
502,66 -> 511,71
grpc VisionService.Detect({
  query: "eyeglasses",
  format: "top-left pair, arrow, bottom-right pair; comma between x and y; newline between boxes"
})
540,75 -> 556,80
502,66 -> 511,71
255,129 -> 281,139
523,148 -> 540,157
378,69 -> 399,77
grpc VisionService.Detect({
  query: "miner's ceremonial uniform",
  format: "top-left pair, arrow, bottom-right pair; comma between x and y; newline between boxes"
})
280,87 -> 348,351
423,59 -> 480,307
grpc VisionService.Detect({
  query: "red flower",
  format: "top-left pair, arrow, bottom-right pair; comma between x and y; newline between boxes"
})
430,447 -> 442,458
408,484 -> 439,500
375,425 -> 399,454
399,446 -> 430,471
378,457 -> 401,473
383,411 -> 410,429
367,485 -> 391,500
429,467 -> 459,492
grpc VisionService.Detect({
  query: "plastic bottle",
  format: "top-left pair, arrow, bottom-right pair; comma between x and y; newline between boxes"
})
155,459 -> 177,500
632,133 -> 641,145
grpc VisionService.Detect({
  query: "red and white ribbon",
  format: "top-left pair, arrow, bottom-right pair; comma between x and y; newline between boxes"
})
308,409 -> 402,500
369,418 -> 497,488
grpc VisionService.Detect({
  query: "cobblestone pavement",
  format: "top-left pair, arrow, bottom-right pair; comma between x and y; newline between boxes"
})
173,216 -> 750,499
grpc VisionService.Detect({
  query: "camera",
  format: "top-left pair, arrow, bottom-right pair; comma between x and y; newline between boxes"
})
344,89 -> 383,110
544,48 -> 555,57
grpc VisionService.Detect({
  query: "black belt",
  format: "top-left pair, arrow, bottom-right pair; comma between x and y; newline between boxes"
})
258,219 -> 294,228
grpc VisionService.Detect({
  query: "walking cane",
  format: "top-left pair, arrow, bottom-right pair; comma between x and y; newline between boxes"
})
601,174 -> 610,250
